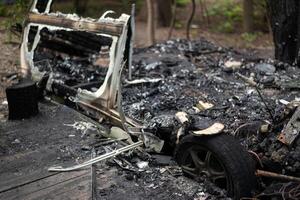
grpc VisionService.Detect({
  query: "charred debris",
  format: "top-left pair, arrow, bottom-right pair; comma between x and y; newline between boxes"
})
125,39 -> 300,173
4,0 -> 300,199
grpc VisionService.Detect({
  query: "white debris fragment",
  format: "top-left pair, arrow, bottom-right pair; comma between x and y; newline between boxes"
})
192,106 -> 201,113
246,89 -> 255,95
224,60 -> 242,70
279,99 -> 290,105
192,123 -> 225,135
159,168 -> 167,174
136,161 -> 149,169
174,193 -> 183,197
64,121 -> 98,137
145,62 -> 161,71
147,183 -> 155,188
2,100 -> 8,105
12,139 -> 21,144
175,112 -> 189,124
125,78 -> 162,85
195,192 -> 209,200
196,100 -> 214,111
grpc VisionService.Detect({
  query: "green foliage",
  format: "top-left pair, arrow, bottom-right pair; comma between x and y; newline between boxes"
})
207,0 -> 242,33
0,0 -> 30,41
217,21 -> 234,33
253,0 -> 269,32
176,0 -> 190,7
0,0 -> 29,17
206,0 -> 269,33
175,21 -> 183,29
241,32 -> 258,42
0,0 -> 30,24
0,3 -> 5,16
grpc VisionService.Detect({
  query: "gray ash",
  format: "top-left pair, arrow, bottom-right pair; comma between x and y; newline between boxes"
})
121,38 -> 300,176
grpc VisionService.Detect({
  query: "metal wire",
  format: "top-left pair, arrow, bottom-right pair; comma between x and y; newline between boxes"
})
48,141 -> 143,172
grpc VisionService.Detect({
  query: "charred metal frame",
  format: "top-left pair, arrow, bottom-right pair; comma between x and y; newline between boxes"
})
21,0 -> 140,133
21,0 -> 224,146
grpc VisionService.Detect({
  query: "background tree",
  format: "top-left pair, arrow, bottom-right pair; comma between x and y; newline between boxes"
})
146,0 -> 155,46
156,0 -> 173,27
243,0 -> 254,32
267,0 -> 300,66
186,0 -> 196,40
168,0 -> 177,39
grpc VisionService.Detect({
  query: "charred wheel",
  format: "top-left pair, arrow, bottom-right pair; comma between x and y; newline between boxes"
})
175,134 -> 256,199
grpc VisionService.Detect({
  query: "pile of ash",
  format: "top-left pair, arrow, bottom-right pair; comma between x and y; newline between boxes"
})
121,38 -> 300,177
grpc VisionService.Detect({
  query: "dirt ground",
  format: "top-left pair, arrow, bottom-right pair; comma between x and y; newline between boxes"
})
0,27 -> 20,119
135,22 -> 274,59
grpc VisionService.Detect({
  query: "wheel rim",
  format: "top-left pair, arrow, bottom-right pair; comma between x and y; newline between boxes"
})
181,146 -> 232,192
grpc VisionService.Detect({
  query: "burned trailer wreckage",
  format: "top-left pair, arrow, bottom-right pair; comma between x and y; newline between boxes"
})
10,0 -> 300,199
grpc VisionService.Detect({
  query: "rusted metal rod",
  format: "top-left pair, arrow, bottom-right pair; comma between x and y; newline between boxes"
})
256,170 -> 300,182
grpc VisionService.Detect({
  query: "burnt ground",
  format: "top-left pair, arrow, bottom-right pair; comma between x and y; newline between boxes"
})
0,102 -> 94,199
0,102 -> 229,200
121,39 -> 300,197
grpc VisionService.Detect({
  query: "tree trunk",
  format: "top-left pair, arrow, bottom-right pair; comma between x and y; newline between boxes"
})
243,0 -> 254,32
147,0 -> 155,46
186,0 -> 196,40
156,0 -> 173,27
168,0 -> 177,40
268,0 -> 300,66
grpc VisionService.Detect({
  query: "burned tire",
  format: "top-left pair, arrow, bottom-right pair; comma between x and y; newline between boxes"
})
175,134 -> 256,199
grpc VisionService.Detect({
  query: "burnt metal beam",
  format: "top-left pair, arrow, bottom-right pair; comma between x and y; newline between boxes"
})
27,13 -> 124,36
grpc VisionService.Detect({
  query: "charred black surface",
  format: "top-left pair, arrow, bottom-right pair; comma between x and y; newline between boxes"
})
31,29 -> 112,90
34,29 -> 112,56
6,79 -> 39,120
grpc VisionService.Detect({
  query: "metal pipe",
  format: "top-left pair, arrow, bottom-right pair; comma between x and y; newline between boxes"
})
256,170 -> 300,182
128,3 -> 135,80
